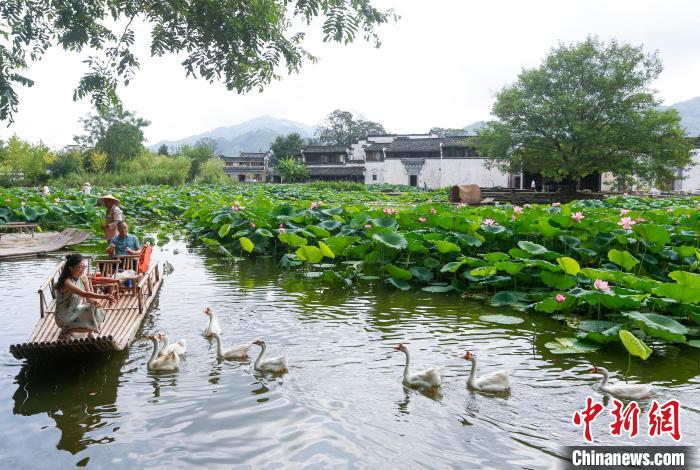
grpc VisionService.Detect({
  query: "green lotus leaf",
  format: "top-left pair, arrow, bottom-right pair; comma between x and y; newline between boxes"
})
517,240 -> 548,255
669,271 -> 700,289
385,263 -> 412,280
635,223 -> 671,246
653,283 -> 700,304
372,231 -> 407,250
409,266 -> 434,282
278,232 -> 308,247
494,261 -> 525,275
557,256 -> 580,275
306,225 -> 332,238
479,314 -> 524,325
490,291 -> 527,307
440,261 -> 465,273
318,220 -> 342,231
619,330 -> 652,360
621,311 -> 688,342
607,249 -> 640,272
371,217 -> 397,228
218,223 -> 231,238
239,236 -> 254,253
421,285 -> 455,293
471,266 -> 497,277
255,228 -> 274,237
482,252 -> 510,263
540,271 -> 576,290
545,337 -> 600,354
387,277 -> 411,290
296,245 -> 323,263
318,241 -> 335,259
433,240 -> 461,254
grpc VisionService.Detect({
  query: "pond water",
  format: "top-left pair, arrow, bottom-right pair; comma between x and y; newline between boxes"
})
1,240 -> 698,468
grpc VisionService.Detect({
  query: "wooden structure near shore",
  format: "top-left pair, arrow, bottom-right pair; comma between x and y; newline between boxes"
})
0,228 -> 91,260
9,260 -> 164,359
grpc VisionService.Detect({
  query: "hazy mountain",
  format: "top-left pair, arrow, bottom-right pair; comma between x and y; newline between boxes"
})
463,121 -> 486,134
150,115 -> 314,156
668,96 -> 700,136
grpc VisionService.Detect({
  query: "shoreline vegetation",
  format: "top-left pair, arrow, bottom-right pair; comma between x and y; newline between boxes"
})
2,183 -> 700,364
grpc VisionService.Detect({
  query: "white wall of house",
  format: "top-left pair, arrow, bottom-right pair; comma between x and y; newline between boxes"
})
383,158 -> 509,189
365,162 -> 386,184
679,149 -> 700,192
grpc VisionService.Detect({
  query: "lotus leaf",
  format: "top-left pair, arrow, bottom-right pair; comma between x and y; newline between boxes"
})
479,314 -> 525,325
622,311 -> 688,342
619,330 -> 652,360
607,249 -> 640,272
545,337 -> 600,354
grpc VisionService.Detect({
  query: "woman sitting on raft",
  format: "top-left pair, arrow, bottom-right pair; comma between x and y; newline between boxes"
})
55,253 -> 116,339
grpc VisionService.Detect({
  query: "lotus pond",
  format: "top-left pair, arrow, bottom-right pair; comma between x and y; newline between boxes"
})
1,184 -> 700,467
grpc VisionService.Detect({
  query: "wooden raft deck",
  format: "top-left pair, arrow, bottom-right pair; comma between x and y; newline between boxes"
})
0,228 -> 91,260
9,260 -> 164,360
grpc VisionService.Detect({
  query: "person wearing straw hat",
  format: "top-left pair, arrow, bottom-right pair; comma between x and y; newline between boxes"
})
96,194 -> 123,240
82,182 -> 92,195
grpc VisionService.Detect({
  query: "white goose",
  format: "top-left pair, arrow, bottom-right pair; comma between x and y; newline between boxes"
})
212,332 -> 253,360
158,333 -> 187,357
146,335 -> 180,371
393,343 -> 441,389
252,339 -> 288,372
463,351 -> 510,392
591,366 -> 653,400
202,306 -> 222,338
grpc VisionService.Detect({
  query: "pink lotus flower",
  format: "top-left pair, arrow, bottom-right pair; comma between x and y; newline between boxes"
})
482,218 -> 496,226
513,206 -> 523,213
620,209 -> 629,216
4,198 -> 10,204
510,215 -> 516,222
383,208 -> 398,215
309,200 -> 323,209
231,205 -> 239,212
551,202 -> 561,207
419,217 -> 427,223
618,217 -> 636,230
667,208 -> 673,213
635,217 -> 646,223
555,294 -> 566,303
571,211 -> 584,223
278,224 -> 285,233
249,222 -> 256,229
364,224 -> 372,230
594,279 -> 611,292
427,198 -> 433,204
429,207 -> 437,214
54,197 -> 61,204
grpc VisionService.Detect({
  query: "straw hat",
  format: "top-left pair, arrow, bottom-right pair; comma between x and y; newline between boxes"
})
96,194 -> 121,205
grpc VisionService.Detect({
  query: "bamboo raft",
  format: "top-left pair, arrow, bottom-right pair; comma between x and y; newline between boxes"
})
9,259 -> 164,359
0,228 -> 91,260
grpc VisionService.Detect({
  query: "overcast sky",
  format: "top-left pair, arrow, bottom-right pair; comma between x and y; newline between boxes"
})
2,0 -> 699,148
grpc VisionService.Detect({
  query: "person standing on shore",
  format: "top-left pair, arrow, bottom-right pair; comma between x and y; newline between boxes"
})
97,194 -> 122,241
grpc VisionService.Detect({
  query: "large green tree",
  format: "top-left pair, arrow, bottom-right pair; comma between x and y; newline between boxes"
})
269,133 -> 306,167
474,37 -> 694,189
0,1 -> 395,123
76,107 -> 150,170
316,109 -> 387,146
276,156 -> 309,182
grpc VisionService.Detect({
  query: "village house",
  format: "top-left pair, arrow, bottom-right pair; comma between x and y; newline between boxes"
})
221,152 -> 269,182
298,145 -> 365,182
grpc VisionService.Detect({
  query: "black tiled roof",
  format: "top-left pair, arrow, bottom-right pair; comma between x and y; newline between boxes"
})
220,152 -> 267,160
303,145 -> 349,154
366,143 -> 388,151
385,136 -> 473,153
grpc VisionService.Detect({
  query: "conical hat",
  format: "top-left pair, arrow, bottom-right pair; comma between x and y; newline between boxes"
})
96,194 -> 121,205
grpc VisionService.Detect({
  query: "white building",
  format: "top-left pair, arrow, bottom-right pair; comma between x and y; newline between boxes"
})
674,138 -> 700,192
380,136 -> 510,189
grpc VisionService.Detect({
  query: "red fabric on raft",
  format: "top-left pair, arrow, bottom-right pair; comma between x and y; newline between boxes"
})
138,243 -> 152,274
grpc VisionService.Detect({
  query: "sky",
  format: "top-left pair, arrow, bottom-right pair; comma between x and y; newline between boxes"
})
2,0 -> 700,149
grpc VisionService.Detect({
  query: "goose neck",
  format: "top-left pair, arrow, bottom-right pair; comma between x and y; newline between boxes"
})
213,334 -> 224,356
148,337 -> 160,367
254,343 -> 267,369
402,348 -> 411,381
467,357 -> 478,388
599,368 -> 609,388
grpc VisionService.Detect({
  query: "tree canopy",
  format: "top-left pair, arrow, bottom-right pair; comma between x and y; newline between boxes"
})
0,1 -> 395,123
270,133 -> 307,167
75,107 -> 150,170
316,109 -> 386,146
474,37 -> 694,188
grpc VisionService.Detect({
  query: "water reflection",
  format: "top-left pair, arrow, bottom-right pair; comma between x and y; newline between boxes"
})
12,354 -> 124,454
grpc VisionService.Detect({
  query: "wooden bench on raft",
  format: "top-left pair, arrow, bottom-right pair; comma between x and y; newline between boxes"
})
9,258 -> 164,360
